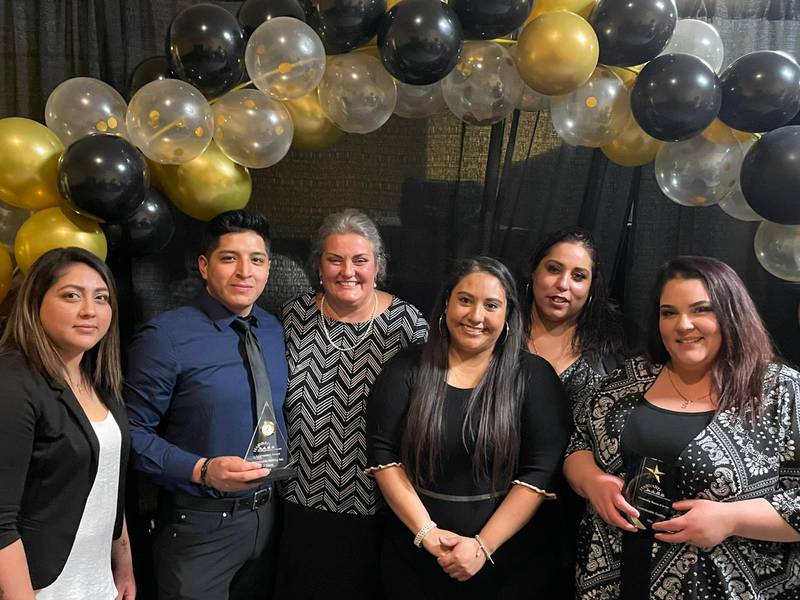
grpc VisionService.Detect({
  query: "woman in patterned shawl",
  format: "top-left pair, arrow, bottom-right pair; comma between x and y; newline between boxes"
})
274,209 -> 428,600
521,227 -> 641,599
564,255 -> 800,599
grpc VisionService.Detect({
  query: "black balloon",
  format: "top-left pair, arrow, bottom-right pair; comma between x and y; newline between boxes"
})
631,54 -> 721,142
128,56 -> 171,100
125,188 -> 176,256
307,0 -> 386,54
377,0 -> 463,85
167,3 -> 247,98
718,51 -> 800,133
448,0 -> 532,40
740,126 -> 800,225
58,134 -> 149,223
590,0 -> 676,67
238,0 -> 306,37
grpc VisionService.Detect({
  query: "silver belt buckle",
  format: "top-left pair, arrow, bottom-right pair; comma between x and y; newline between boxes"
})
250,486 -> 271,510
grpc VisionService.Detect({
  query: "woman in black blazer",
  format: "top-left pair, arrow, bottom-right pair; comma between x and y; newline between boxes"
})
0,247 -> 134,599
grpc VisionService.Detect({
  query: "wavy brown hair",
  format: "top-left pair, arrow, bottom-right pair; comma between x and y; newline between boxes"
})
647,256 -> 775,419
401,257 -> 525,489
0,247 -> 122,399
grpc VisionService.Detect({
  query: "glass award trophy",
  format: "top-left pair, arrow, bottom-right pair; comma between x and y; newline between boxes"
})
244,401 -> 296,482
622,456 -> 676,530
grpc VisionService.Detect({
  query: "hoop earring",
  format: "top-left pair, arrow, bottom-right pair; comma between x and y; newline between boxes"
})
497,322 -> 510,346
438,313 -> 448,338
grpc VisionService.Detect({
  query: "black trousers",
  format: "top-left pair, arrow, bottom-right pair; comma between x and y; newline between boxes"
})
153,495 -> 277,600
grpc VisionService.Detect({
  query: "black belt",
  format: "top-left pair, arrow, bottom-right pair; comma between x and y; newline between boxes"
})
167,487 -> 272,512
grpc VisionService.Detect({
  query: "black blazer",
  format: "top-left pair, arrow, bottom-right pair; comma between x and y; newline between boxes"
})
0,350 -> 130,589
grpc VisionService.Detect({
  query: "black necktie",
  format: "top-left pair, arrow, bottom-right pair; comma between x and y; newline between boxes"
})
230,316 -> 274,429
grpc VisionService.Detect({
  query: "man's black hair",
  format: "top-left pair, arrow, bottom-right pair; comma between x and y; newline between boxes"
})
202,210 -> 271,256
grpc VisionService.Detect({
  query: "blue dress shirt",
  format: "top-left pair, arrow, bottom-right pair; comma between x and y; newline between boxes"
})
124,290 -> 288,497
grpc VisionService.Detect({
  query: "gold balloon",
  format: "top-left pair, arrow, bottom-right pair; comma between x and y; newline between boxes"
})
284,92 -> 344,151
0,244 -> 12,304
0,117 -> 64,210
602,114 -> 663,166
14,207 -> 107,273
528,0 -> 597,21
149,141 -> 252,221
516,12 -> 599,96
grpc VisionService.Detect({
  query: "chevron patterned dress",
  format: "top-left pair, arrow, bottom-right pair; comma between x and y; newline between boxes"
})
279,292 -> 428,515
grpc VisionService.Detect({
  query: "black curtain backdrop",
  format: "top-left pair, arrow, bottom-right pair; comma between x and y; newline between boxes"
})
2,1 -> 800,595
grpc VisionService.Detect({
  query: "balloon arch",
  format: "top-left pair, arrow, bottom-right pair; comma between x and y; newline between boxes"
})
1,0 -> 799,304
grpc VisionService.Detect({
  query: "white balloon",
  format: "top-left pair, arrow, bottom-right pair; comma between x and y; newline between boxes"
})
394,81 -> 446,119
655,126 -> 742,207
754,221 -> 800,282
441,42 -> 523,126
318,54 -> 397,134
126,79 -> 214,164
45,77 -> 128,146
659,19 -> 725,73
550,66 -> 629,147
245,17 -> 326,101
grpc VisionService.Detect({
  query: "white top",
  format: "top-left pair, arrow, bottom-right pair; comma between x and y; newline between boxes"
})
36,412 -> 120,600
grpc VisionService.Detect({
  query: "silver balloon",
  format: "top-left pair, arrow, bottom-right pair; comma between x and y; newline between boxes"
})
654,125 -> 742,207
518,85 -> 550,112
318,54 -> 397,134
126,79 -> 214,164
45,77 -> 128,146
754,221 -> 800,282
718,137 -> 760,221
441,41 -> 523,126
0,201 -> 32,248
394,81 -> 446,119
659,19 -> 724,73
719,187 -> 762,221
212,89 -> 294,169
245,17 -> 326,101
550,66 -> 629,147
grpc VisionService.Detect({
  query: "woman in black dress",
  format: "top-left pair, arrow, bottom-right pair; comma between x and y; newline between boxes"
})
565,256 -> 800,599
366,257 -> 571,598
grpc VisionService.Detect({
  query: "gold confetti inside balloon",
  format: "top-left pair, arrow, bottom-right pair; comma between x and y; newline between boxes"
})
126,79 -> 214,164
45,77 -> 128,146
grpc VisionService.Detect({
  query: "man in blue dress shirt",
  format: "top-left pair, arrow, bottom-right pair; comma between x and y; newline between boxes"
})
125,210 -> 288,600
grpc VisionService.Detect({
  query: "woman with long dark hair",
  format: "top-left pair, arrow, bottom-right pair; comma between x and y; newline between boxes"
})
523,227 -> 638,411
565,256 -> 800,598
367,257 -> 571,598
522,227 -> 640,598
0,248 -> 133,599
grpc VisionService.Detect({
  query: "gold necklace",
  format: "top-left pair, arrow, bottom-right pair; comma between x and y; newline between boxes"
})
66,373 -> 90,396
665,367 -> 711,410
319,292 -> 378,353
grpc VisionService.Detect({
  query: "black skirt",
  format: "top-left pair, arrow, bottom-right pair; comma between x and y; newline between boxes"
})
274,500 -> 384,600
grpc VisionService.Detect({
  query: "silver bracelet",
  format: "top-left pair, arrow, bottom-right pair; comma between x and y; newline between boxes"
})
475,533 -> 495,565
413,520 -> 437,547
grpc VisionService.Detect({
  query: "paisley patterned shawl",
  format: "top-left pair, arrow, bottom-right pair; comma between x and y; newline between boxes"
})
567,356 -> 800,599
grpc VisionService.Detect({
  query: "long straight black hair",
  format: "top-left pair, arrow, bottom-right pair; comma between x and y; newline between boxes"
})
401,257 -> 525,488
522,227 -> 625,358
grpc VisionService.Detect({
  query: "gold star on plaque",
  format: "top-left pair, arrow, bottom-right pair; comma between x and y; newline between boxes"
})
646,465 -> 664,483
